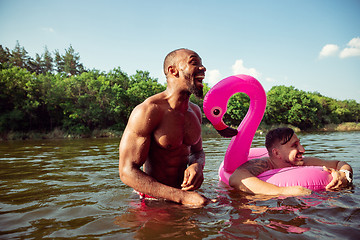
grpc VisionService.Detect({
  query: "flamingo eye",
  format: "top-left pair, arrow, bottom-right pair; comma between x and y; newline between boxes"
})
211,107 -> 222,117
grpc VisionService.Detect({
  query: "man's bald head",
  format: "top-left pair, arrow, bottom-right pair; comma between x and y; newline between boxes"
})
163,48 -> 194,77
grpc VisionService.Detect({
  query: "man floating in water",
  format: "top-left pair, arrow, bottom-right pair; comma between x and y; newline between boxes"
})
229,127 -> 353,195
119,48 -> 209,206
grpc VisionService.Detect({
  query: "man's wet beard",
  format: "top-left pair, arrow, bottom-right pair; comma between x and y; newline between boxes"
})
189,83 -> 203,98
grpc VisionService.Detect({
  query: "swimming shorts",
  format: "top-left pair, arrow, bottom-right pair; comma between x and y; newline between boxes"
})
134,190 -> 157,200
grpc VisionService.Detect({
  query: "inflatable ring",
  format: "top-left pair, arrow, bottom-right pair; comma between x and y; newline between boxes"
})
203,75 -> 332,191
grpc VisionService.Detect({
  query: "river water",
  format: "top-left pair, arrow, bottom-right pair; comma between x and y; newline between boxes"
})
0,131 -> 359,239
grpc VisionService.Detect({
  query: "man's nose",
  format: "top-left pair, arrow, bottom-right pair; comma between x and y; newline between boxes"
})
299,144 -> 305,153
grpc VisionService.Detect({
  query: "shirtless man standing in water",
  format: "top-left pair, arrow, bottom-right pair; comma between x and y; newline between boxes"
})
119,48 -> 208,206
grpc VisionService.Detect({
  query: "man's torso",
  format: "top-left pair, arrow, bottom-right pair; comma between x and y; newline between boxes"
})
144,99 -> 202,188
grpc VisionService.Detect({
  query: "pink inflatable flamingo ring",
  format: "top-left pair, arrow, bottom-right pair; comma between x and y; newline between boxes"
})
203,74 -> 332,191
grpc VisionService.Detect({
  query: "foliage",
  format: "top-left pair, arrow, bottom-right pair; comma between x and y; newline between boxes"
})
54,45 -> 85,76
0,67 -> 40,132
224,93 -> 250,126
0,65 -> 165,134
127,70 -> 166,107
225,85 -> 360,131
263,86 -> 322,130
1,42 -> 359,136
0,45 -> 11,70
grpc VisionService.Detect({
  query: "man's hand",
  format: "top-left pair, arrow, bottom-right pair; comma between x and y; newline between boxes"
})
180,191 -> 209,206
323,166 -> 349,190
181,163 -> 204,191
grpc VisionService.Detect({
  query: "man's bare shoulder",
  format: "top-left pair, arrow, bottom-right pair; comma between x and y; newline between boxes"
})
238,158 -> 272,176
135,92 -> 166,109
189,101 -> 202,119
189,101 -> 201,109
126,93 -> 168,135
133,92 -> 167,113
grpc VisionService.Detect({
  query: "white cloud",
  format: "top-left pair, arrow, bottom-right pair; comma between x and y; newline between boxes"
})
231,59 -> 261,79
340,37 -> 360,58
319,44 -> 339,58
42,27 -> 55,33
265,77 -> 275,83
340,48 -> 360,58
319,37 -> 360,59
206,60 -> 270,88
348,37 -> 360,48
207,69 -> 222,87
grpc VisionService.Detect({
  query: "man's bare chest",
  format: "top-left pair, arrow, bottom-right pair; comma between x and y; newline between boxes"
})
153,110 -> 201,150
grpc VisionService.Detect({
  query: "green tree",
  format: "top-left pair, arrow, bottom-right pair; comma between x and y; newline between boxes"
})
9,41 -> 32,71
30,46 -> 54,75
37,73 -> 66,129
30,53 -> 44,74
57,68 -> 132,133
264,86 -> 322,130
127,70 -> 165,107
344,100 -> 360,122
43,46 -> 53,74
310,93 -> 336,124
3,41 -> 359,136
0,45 -> 11,69
54,45 -> 85,76
106,67 -> 132,130
310,93 -> 358,124
223,92 -> 250,126
0,67 -> 41,132
54,49 -> 64,74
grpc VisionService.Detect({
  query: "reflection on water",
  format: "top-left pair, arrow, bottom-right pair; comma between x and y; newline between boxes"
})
0,132 -> 360,239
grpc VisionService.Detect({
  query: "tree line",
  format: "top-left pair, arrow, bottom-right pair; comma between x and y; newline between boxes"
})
1,42 -> 359,137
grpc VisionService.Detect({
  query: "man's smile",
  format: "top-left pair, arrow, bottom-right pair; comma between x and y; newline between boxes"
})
194,75 -> 204,88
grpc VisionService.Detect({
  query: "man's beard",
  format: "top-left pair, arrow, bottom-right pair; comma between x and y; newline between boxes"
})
182,70 -> 204,98
285,158 -> 304,166
186,76 -> 203,98
189,83 -> 203,98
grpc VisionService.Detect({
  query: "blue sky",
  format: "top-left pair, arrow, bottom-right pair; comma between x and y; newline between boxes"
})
1,0 -> 359,102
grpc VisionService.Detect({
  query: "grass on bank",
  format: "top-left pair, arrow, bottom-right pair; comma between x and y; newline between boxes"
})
1,128 -> 123,141
1,122 -> 360,141
319,122 -> 360,132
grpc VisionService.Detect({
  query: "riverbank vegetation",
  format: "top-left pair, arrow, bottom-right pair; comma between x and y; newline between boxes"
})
1,42 -> 359,140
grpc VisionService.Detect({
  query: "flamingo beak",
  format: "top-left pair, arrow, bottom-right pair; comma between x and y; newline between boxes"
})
216,127 -> 238,138
210,114 -> 238,138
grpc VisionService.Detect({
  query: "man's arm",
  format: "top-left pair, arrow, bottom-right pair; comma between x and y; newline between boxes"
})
304,157 -> 353,189
181,103 -> 205,191
229,159 -> 312,196
119,104 -> 207,206
181,141 -> 205,191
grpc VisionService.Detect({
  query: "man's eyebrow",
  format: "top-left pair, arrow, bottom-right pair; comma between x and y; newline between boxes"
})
189,54 -> 200,59
189,55 -> 202,63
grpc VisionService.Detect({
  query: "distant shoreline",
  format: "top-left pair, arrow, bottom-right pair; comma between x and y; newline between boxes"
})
201,122 -> 360,138
1,122 -> 359,141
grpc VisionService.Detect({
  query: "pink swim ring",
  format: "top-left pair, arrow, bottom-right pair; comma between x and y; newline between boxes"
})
203,74 -> 331,191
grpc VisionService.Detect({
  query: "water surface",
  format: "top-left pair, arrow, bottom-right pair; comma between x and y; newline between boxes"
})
0,132 -> 359,239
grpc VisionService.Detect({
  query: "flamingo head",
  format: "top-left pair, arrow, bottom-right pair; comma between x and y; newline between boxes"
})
203,83 -> 238,138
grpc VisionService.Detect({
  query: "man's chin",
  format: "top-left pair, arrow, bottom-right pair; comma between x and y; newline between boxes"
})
190,85 -> 203,98
194,91 -> 203,98
294,160 -> 304,166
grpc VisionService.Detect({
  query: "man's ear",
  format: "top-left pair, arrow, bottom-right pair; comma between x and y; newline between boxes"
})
168,65 -> 179,77
272,148 -> 280,158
